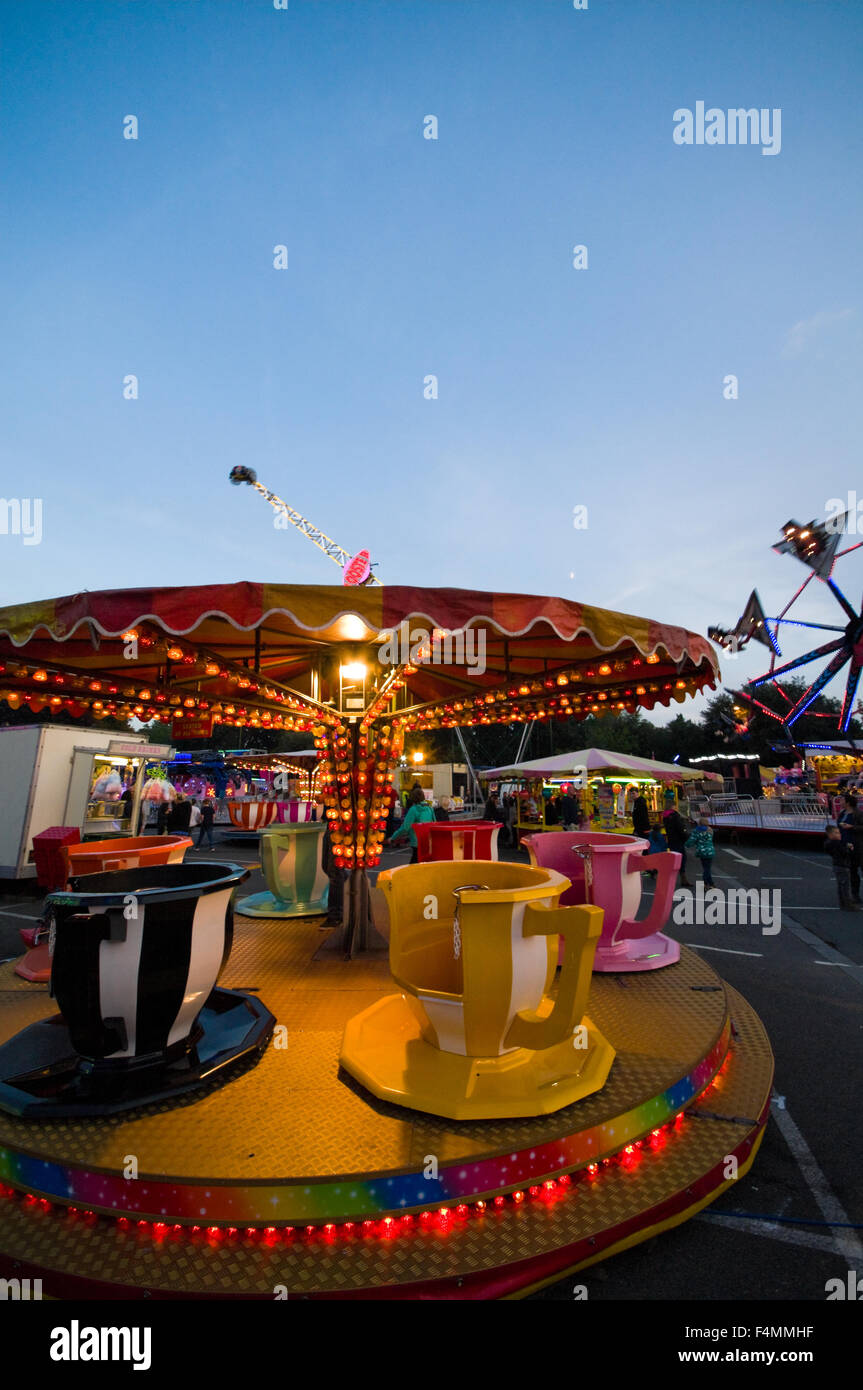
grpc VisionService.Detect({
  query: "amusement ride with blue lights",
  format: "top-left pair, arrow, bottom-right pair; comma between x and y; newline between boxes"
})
709,511 -> 863,739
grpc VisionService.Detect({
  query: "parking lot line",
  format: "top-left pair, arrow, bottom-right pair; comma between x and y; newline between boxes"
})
777,849 -> 831,871
695,1211 -> 841,1257
684,943 -> 763,957
770,1095 -> 863,1269
780,912 -> 863,988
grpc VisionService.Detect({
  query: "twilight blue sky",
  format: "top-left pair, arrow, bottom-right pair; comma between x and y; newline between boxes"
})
1,0 -> 861,722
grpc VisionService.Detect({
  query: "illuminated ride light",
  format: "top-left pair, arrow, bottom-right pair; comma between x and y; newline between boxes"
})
0,1071 -> 739,1249
711,514 -> 863,736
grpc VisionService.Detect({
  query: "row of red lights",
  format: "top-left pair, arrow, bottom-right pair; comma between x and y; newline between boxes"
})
0,1053 -> 732,1249
0,1111 -> 698,1248
393,679 -> 707,734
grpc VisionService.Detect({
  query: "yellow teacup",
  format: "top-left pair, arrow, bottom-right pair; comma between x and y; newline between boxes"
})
381,860 -> 601,1058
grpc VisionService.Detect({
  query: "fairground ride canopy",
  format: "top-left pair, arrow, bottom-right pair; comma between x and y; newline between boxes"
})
0,582 -> 719,733
0,583 -> 719,890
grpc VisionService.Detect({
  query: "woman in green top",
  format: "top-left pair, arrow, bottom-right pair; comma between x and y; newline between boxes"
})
389,786 -> 436,863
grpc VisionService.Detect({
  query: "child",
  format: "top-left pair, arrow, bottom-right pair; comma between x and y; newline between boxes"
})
685,817 -> 715,888
824,824 -> 861,911
646,826 -> 667,856
643,826 -> 667,879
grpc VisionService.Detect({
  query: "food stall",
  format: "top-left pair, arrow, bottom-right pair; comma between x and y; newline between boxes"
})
481,747 -> 720,838
394,759 -> 468,807
0,725 -> 172,879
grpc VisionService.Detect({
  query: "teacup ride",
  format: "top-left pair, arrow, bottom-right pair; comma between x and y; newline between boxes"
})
64,834 -> 193,876
15,834 -> 195,984
226,799 -> 280,833
236,820 -> 329,918
414,819 -> 500,862
0,861 -> 274,1117
522,831 -> 681,971
277,800 -> 316,824
340,860 -> 614,1119
0,583 -> 775,1299
227,799 -> 316,829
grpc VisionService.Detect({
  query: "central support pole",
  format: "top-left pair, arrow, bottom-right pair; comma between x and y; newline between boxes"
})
315,650 -> 398,958
318,865 -> 387,959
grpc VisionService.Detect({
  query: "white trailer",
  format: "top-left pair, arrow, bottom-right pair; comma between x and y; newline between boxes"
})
0,725 -> 171,880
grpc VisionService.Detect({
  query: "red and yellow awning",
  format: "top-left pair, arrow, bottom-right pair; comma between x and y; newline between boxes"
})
0,583 -> 719,729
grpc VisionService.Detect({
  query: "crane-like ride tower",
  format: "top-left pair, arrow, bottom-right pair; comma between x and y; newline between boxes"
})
229,466 -> 381,586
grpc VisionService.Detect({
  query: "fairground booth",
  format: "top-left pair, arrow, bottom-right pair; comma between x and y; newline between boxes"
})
140,747 -> 322,827
0,582 -> 773,1300
0,725 -> 175,884
802,742 -> 863,796
482,747 -> 720,836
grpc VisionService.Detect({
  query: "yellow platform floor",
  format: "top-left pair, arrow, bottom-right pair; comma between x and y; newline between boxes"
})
0,913 -> 773,1299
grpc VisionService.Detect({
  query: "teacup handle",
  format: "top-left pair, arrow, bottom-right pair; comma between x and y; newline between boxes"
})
505,901 -> 604,1052
618,850 -> 682,941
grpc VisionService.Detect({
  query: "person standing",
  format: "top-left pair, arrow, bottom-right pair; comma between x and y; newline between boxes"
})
197,798 -> 216,849
169,793 -> 192,834
388,786 -> 436,864
685,818 -> 715,888
631,789 -> 651,840
838,794 -> 861,903
560,789 -> 578,832
507,793 -> 521,847
853,796 -> 863,895
825,824 -> 861,911
663,807 -> 691,886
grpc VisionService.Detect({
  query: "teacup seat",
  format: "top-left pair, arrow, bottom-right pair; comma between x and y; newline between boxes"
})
413,820 -> 500,862
236,821 -> 329,918
340,860 -> 614,1120
0,862 -> 274,1118
523,832 -> 682,971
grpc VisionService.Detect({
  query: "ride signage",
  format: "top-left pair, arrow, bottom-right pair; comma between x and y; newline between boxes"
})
172,714 -> 215,741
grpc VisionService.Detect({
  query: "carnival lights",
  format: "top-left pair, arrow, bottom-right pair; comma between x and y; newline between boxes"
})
713,511 -> 863,733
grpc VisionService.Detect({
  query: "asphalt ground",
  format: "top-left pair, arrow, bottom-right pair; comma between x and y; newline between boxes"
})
0,828 -> 860,1306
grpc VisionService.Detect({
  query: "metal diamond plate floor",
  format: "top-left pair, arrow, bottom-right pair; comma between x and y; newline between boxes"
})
0,915 -> 727,1181
0,915 -> 774,1297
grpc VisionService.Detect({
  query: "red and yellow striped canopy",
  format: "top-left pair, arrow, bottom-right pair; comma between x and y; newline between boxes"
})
0,583 -> 719,728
